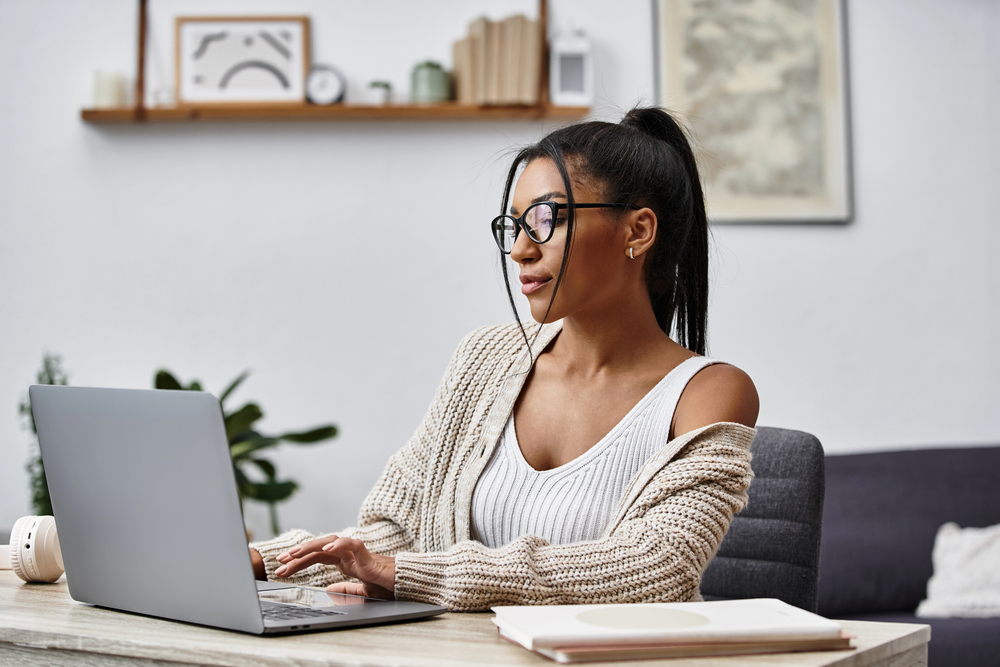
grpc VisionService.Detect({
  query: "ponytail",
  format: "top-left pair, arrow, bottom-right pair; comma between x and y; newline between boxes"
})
620,108 -> 708,355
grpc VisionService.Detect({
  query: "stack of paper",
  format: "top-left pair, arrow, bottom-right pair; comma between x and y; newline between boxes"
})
492,598 -> 854,663
452,14 -> 542,106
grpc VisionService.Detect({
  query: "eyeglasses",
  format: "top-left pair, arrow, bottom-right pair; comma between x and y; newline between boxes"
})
491,201 -> 639,254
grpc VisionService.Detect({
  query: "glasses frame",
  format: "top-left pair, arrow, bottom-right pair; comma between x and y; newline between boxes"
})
491,201 -> 639,254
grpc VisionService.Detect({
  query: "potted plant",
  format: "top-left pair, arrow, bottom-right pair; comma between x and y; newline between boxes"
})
368,80 -> 392,105
20,354 -> 68,516
154,369 -> 337,536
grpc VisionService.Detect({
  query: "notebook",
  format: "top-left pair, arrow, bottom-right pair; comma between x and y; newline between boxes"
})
492,598 -> 853,663
29,384 -> 446,634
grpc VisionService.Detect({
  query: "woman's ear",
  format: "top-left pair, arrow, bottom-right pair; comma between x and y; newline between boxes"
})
625,208 -> 657,259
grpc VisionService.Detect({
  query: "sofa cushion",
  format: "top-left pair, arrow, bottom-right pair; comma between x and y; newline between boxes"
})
917,521 -> 1000,618
835,611 -> 1000,667
819,446 -> 1000,616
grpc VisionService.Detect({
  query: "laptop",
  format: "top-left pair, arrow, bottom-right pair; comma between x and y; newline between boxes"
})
28,384 -> 446,634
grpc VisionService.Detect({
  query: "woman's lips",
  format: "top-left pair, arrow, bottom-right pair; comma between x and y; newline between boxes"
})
519,275 -> 552,295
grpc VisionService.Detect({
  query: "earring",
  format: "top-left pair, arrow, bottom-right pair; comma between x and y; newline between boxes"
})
628,247 -> 634,259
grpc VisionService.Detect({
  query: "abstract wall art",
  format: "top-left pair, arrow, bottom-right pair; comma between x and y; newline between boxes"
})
176,17 -> 310,104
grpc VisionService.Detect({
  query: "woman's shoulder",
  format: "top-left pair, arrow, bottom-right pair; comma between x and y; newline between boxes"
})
672,360 -> 759,437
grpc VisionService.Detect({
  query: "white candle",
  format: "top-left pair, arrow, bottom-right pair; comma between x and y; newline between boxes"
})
94,71 -> 126,108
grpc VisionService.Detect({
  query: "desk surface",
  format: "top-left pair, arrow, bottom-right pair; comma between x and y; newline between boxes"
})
0,571 -> 929,667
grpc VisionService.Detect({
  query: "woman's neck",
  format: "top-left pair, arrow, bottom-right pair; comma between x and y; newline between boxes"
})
545,288 -> 688,378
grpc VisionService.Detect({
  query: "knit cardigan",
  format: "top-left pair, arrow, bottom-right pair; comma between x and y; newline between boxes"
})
251,321 -> 755,612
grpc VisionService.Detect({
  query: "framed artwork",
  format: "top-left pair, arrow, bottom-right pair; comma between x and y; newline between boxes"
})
656,0 -> 852,223
175,16 -> 310,104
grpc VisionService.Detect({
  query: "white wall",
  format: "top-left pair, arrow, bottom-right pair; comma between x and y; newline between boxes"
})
1,0 -> 997,539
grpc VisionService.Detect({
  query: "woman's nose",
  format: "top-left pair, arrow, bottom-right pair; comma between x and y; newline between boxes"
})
509,226 -> 540,264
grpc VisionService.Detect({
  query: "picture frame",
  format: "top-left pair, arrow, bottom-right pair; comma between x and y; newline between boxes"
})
175,16 -> 310,105
655,0 -> 852,223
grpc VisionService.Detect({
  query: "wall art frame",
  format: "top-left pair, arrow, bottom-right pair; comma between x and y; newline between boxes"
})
655,0 -> 853,223
175,16 -> 310,105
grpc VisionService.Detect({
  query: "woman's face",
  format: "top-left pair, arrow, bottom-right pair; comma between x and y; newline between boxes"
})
509,158 -> 631,324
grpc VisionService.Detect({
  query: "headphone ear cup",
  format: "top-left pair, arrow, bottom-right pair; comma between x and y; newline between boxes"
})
9,515 -> 64,583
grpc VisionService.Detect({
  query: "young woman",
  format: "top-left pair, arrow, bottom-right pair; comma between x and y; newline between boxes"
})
249,107 -> 759,611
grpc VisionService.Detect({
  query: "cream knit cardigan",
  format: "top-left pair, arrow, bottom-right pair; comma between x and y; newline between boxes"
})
251,321 -> 755,612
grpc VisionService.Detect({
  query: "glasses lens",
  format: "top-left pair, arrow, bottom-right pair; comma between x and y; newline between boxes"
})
492,216 -> 517,252
524,203 -> 554,243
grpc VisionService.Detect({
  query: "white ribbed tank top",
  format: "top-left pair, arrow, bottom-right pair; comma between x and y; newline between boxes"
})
470,356 -> 721,548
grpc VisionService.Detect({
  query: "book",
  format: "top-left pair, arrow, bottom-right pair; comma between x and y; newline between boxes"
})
498,629 -> 854,664
502,15 -> 524,104
492,599 -> 853,663
467,16 -> 489,104
518,17 -> 541,105
486,20 -> 503,103
452,37 -> 472,103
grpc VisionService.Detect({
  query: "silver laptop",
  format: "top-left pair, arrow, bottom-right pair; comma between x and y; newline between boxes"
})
29,384 -> 446,634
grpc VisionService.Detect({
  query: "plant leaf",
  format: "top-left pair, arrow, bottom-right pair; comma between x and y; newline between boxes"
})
225,403 -> 263,441
277,425 -> 338,443
230,436 -> 280,460
249,458 -> 276,481
219,370 -> 251,406
155,370 -> 184,390
187,381 -> 203,391
241,480 -> 297,502
232,465 -> 253,499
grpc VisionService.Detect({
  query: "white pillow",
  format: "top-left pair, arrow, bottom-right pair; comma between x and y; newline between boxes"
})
916,521 -> 1000,618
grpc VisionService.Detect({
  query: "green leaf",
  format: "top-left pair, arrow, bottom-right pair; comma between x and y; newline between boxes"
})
230,429 -> 261,445
219,370 -> 251,406
225,403 -> 263,441
241,480 -> 298,503
277,425 -> 338,443
249,458 -> 276,481
230,436 -> 280,460
155,370 -> 184,390
233,465 -> 253,498
187,381 -> 203,391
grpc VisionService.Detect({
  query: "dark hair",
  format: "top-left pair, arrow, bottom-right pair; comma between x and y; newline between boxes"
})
498,107 -> 709,354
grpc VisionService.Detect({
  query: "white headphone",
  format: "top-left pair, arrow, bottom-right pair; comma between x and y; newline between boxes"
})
0,515 -> 65,583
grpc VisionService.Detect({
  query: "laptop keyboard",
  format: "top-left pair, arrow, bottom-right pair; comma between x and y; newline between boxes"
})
260,601 -> 346,622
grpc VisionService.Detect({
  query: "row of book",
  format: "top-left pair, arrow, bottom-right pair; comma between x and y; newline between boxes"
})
452,14 -> 542,106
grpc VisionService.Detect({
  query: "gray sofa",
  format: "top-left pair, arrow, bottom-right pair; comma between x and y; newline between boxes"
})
818,446 -> 1000,667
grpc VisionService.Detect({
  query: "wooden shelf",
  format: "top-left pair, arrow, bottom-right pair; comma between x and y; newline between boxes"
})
80,103 -> 590,124
90,0 -> 574,125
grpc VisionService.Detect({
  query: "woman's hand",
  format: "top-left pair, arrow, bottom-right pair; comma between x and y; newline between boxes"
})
273,535 -> 395,600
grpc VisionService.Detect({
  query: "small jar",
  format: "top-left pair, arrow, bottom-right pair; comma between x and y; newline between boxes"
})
411,61 -> 450,103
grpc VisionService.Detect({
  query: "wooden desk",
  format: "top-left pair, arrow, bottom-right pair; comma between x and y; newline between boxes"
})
0,571 -> 928,666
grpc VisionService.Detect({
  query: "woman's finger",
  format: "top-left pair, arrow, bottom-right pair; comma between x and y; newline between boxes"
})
280,535 -> 339,562
326,582 -> 368,597
273,549 -> 342,577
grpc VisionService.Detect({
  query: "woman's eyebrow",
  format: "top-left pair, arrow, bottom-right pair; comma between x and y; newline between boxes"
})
510,191 -> 566,215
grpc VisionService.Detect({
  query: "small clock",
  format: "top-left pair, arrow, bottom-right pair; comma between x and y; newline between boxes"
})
306,64 -> 346,105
